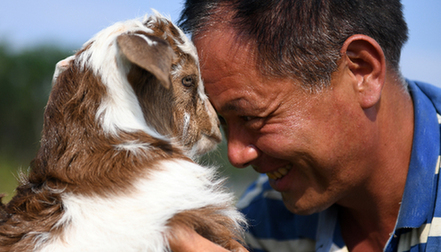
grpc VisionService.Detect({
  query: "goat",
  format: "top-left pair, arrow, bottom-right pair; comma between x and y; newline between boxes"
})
0,12 -> 245,252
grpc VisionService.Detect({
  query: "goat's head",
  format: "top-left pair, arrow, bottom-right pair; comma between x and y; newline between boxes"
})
59,12 -> 221,158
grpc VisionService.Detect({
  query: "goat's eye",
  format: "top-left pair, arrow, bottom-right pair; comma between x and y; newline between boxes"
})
181,75 -> 195,87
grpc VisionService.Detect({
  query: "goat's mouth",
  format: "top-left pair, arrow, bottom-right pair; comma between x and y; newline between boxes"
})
188,132 -> 222,157
201,131 -> 222,148
204,131 -> 222,144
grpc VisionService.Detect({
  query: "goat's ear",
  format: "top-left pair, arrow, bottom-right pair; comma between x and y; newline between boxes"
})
52,55 -> 75,86
116,33 -> 173,89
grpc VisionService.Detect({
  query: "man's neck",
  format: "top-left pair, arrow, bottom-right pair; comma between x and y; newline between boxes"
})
339,77 -> 414,251
339,200 -> 401,251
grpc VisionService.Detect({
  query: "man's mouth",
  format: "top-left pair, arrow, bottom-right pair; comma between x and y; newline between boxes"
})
266,164 -> 292,180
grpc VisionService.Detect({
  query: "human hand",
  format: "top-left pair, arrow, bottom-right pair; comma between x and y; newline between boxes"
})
168,226 -> 249,252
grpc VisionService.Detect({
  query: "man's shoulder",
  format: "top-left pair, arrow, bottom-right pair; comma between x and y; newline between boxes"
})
408,80 -> 441,114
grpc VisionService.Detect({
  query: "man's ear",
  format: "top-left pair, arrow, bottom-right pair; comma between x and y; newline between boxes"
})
341,34 -> 386,109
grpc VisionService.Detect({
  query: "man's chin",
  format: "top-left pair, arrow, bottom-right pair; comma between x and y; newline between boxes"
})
281,192 -> 333,215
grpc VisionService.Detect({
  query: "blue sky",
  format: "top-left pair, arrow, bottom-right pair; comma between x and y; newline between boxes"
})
1,0 -> 440,86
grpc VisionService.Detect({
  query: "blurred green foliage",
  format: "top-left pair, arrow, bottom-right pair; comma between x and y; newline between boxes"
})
0,42 -> 72,202
0,41 -> 257,203
0,42 -> 72,160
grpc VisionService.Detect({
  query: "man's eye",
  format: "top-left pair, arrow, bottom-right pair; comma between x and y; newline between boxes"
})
241,116 -> 254,122
240,116 -> 260,122
241,116 -> 265,130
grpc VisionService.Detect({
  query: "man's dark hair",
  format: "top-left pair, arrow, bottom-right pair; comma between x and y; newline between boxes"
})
178,0 -> 408,88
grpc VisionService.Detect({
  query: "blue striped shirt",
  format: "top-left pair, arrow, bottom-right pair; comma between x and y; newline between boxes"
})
237,80 -> 441,252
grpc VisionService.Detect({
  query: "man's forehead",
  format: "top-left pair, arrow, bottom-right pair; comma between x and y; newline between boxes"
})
215,96 -> 267,115
219,99 -> 245,112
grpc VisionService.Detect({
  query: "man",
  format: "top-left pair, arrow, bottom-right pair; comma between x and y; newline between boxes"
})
170,0 -> 441,251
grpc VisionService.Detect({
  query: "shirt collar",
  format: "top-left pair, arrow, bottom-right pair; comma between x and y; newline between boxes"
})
395,80 -> 441,229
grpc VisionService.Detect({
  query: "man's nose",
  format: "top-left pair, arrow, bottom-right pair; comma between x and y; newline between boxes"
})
226,126 -> 260,168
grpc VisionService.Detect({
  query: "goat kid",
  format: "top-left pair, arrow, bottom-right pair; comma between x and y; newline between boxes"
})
0,12 -> 245,252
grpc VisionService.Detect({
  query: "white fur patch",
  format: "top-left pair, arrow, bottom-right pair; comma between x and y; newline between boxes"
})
75,16 -> 167,141
114,141 -> 152,154
34,159 -> 244,252
134,33 -> 158,46
182,112 -> 190,138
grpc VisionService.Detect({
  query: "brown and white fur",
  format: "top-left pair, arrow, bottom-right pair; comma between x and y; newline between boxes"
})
0,12 -> 245,252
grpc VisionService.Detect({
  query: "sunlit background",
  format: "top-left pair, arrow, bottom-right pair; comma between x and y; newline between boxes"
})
0,0 -> 440,202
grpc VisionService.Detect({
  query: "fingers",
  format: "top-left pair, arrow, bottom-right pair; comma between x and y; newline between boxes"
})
228,239 -> 249,252
168,227 -> 248,252
169,227 -> 228,252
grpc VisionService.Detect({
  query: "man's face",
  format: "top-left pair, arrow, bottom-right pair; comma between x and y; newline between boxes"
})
193,27 -> 378,215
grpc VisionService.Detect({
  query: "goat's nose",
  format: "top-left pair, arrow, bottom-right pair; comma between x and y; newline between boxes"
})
204,101 -> 222,141
205,100 -> 220,126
